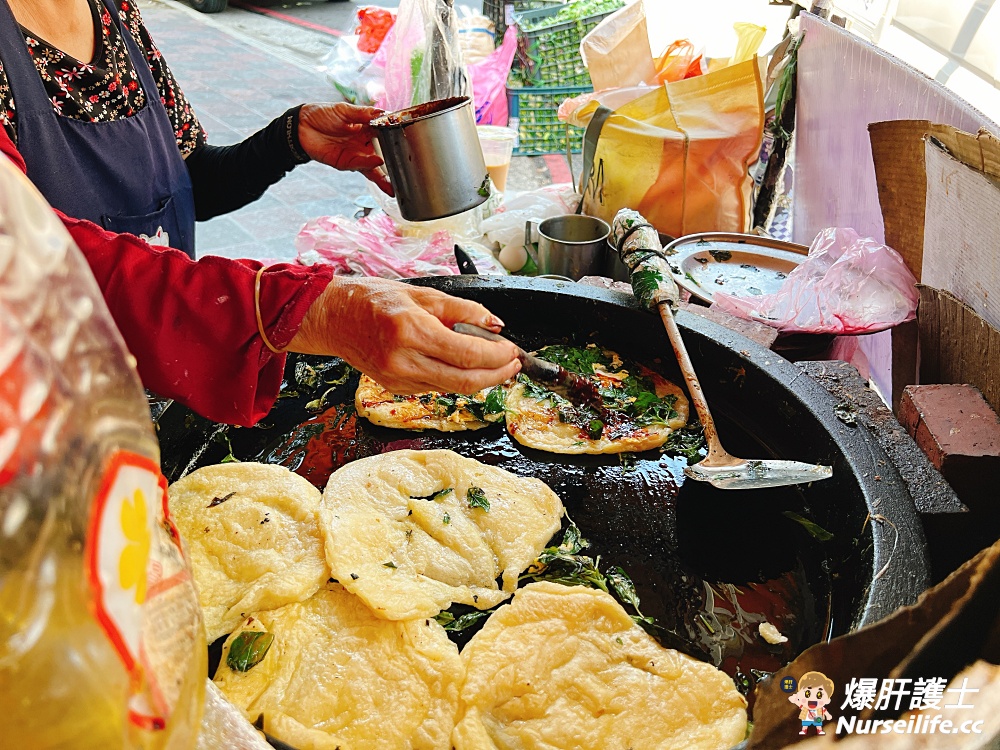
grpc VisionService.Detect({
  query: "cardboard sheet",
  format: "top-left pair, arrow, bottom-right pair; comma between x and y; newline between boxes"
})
921,139 -> 1000,331
917,286 -> 1000,415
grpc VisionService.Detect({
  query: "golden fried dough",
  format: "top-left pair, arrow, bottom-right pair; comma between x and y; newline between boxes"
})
214,584 -> 463,750
453,582 -> 748,750
356,374 -> 504,432
168,462 -> 327,642
320,449 -> 563,620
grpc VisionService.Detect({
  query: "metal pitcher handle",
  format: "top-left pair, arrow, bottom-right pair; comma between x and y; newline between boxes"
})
524,220 -> 540,267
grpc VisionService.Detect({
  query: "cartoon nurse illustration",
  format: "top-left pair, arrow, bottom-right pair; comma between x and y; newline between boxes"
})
788,671 -> 835,735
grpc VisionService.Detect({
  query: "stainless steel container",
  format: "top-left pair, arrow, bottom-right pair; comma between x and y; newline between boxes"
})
525,214 -> 611,280
371,97 -> 490,222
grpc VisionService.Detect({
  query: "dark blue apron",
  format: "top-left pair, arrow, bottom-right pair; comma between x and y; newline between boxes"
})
0,0 -> 196,257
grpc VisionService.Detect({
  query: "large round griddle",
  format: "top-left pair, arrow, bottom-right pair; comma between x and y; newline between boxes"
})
155,276 -> 928,718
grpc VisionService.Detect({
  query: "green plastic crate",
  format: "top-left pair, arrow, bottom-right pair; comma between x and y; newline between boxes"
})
514,0 -> 624,86
483,0 -> 565,46
507,84 -> 590,156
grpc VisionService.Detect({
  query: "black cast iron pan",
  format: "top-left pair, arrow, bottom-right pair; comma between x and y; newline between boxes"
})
154,276 -> 928,728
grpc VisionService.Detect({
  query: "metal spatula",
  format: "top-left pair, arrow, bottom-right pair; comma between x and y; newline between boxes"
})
453,323 -> 607,416
611,210 -> 833,490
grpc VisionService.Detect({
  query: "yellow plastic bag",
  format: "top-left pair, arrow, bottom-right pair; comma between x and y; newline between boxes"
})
571,56 -> 764,238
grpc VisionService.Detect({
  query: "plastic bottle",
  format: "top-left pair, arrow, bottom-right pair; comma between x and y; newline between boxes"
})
0,158 -> 205,746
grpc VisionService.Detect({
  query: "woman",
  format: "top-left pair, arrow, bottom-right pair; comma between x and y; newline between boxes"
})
0,0 -> 391,257
0,0 -> 521,426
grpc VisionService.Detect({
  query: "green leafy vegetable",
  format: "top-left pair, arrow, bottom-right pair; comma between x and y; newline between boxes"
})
660,422 -> 707,464
226,631 -> 274,672
383,561 -> 397,569
214,431 -> 239,464
783,511 -> 834,541
410,488 -> 453,502
466,386 -> 506,422
588,419 -> 604,439
630,267 -> 664,310
443,513 -> 451,525
606,566 -> 643,616
433,610 -> 493,632
466,487 -> 490,512
709,248 -> 733,262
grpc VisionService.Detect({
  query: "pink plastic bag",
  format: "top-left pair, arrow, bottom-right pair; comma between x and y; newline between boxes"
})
712,227 -> 919,334
295,212 -> 458,278
469,26 -> 517,125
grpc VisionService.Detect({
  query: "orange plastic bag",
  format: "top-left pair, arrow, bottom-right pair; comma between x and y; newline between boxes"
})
655,39 -> 703,83
570,57 -> 764,238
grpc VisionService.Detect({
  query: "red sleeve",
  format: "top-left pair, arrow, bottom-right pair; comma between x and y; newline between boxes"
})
61,214 -> 334,426
2,126 -> 333,426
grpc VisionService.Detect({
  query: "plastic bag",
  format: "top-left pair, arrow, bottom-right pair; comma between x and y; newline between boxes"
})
565,57 -> 764,238
357,6 -> 396,54
655,39 -> 704,83
469,26 -> 517,125
580,0 -> 656,90
457,8 -> 495,66
295,211 -> 506,278
480,184 -> 581,271
378,0 -> 469,111
712,228 -> 919,335
322,35 -> 385,105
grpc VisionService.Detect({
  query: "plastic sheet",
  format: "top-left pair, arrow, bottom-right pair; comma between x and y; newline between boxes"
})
712,227 -> 918,335
295,211 -> 506,278
378,0 -> 469,111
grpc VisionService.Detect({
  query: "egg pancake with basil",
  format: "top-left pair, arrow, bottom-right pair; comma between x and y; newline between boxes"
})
214,583 -> 463,750
320,449 -> 564,620
452,581 -> 748,750
356,374 -> 506,432
168,462 -> 328,642
504,344 -> 688,455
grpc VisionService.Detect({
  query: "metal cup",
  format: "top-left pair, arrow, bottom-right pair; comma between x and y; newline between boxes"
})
524,215 -> 612,280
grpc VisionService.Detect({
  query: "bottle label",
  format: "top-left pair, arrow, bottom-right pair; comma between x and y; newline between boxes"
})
85,451 -> 192,731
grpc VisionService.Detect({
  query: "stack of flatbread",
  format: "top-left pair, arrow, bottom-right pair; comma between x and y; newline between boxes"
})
169,449 -> 746,750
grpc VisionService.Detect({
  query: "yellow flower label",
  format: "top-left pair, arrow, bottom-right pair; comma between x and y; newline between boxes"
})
119,488 -> 151,605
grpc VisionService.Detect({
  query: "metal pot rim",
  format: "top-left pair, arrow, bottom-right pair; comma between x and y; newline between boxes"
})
369,96 -> 471,130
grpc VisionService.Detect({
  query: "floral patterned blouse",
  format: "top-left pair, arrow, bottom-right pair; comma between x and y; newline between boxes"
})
0,0 -> 205,156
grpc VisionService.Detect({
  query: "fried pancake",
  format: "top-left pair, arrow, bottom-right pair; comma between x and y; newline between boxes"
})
356,374 -> 505,432
504,344 -> 688,455
214,584 -> 463,750
320,449 -> 564,620
168,462 -> 327,642
453,582 -> 748,750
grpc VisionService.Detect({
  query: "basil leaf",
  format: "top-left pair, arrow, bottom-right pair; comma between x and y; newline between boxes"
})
467,487 -> 490,512
783,511 -> 834,541
226,631 -> 274,672
607,566 -> 642,615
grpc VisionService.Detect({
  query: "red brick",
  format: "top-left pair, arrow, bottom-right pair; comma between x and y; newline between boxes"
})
900,385 -> 1000,464
899,385 -> 1000,515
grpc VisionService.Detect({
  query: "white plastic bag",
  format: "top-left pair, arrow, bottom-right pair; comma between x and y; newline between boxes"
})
321,35 -> 385,105
712,227 -> 919,334
378,0 -> 469,111
480,184 -> 581,271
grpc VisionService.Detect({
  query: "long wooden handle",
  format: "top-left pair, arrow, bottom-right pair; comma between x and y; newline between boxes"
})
657,304 -> 735,466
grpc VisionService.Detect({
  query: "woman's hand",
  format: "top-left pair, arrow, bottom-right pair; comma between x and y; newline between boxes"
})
288,277 -> 521,394
297,103 -> 393,196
